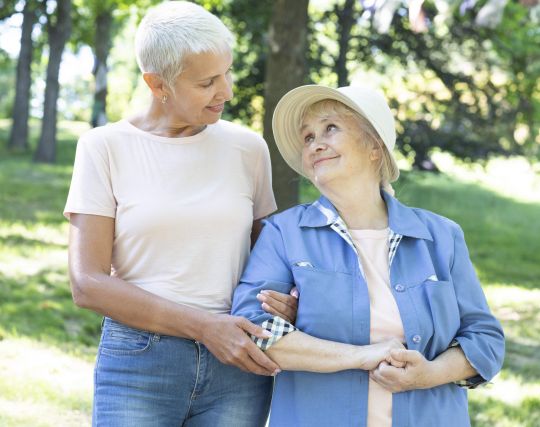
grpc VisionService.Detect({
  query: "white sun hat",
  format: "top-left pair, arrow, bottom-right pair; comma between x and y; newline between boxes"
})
271,85 -> 399,180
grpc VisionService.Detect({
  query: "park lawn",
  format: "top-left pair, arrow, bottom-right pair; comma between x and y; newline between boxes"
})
1,119 -> 539,426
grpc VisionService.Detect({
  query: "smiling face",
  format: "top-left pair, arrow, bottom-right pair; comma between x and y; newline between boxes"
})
167,49 -> 234,127
300,101 -> 381,188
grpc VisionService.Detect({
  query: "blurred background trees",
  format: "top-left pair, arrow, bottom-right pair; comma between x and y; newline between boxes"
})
0,0 -> 538,207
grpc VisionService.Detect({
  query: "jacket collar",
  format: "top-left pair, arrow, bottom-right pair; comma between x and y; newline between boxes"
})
298,191 -> 433,241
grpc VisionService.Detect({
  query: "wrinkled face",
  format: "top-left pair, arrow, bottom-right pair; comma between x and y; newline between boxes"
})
169,49 -> 233,126
300,112 -> 379,187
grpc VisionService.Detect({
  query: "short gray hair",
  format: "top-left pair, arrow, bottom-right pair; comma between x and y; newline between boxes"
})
135,1 -> 234,91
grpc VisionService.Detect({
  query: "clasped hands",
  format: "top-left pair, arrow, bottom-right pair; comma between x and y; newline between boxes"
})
369,342 -> 435,393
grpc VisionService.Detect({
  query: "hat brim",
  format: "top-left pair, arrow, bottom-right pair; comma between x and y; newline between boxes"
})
272,85 -> 399,180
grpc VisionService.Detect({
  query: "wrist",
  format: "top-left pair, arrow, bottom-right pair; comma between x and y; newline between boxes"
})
420,359 -> 441,388
191,311 -> 215,342
353,344 -> 374,371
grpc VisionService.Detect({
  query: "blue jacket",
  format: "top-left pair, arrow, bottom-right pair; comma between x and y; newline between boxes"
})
232,192 -> 504,427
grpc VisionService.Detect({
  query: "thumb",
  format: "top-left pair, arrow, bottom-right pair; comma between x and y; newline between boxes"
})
390,349 -> 422,364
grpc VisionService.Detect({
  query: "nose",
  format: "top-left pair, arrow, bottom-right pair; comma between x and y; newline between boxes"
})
309,136 -> 328,153
215,74 -> 233,102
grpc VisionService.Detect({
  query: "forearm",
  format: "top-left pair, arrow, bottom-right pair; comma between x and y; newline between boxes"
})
71,271 -> 212,340
265,330 -> 380,373
426,346 -> 478,388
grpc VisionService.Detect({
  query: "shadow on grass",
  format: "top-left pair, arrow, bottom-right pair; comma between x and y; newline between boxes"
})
503,337 -> 540,382
470,395 -> 540,427
0,234 -> 67,249
0,269 -> 102,348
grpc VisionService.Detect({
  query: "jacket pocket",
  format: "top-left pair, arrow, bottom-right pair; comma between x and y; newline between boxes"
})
408,279 -> 461,357
292,265 -> 354,342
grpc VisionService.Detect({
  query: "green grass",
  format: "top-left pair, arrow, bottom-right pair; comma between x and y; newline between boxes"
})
1,119 -> 540,426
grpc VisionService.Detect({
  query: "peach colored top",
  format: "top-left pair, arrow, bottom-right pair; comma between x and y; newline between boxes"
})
350,228 -> 405,427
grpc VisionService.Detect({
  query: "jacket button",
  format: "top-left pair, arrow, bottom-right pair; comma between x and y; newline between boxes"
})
412,335 -> 422,343
394,284 -> 405,292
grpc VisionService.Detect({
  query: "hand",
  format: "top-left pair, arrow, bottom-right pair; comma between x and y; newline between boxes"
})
199,314 -> 281,376
360,339 -> 406,371
258,287 -> 299,324
370,349 -> 434,392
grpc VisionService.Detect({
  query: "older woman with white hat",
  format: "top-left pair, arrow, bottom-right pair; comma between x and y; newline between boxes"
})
64,2 -> 299,426
232,85 -> 504,427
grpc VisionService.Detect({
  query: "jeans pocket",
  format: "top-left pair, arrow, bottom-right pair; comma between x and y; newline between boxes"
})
99,320 -> 154,356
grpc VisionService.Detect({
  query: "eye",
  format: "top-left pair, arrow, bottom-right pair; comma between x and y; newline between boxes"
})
303,133 -> 314,144
326,124 -> 337,132
201,80 -> 214,88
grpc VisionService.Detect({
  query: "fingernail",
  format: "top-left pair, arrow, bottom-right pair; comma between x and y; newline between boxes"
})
272,369 -> 281,376
256,293 -> 265,301
263,330 -> 273,338
291,289 -> 299,298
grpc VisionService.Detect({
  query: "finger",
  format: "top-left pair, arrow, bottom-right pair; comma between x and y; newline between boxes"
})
237,318 -> 273,339
390,349 -> 421,365
261,289 -> 296,305
258,294 -> 295,322
387,355 -> 406,368
246,341 -> 281,374
290,287 -> 299,299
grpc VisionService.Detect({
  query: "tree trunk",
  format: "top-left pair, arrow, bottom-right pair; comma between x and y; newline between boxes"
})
91,8 -> 113,128
335,0 -> 355,87
263,0 -> 309,211
8,1 -> 37,152
34,0 -> 72,163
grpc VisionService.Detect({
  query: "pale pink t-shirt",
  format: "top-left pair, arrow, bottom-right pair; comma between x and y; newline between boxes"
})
64,119 -> 276,313
350,228 -> 405,427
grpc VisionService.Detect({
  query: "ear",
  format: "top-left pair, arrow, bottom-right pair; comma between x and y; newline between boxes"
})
142,72 -> 167,99
370,146 -> 382,161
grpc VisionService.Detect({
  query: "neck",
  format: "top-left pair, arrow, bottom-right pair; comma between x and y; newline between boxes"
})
129,99 -> 206,138
319,179 -> 388,230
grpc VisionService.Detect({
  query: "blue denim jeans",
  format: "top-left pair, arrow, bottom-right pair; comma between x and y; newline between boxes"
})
93,318 -> 272,427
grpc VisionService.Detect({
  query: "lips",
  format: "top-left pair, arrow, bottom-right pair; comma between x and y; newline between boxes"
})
206,103 -> 225,113
313,156 -> 339,167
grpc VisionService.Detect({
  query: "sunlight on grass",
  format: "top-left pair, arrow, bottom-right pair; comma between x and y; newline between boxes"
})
432,152 -> 540,203
0,339 -> 92,427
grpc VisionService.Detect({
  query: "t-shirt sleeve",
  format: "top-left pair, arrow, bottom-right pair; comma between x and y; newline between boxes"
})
63,133 -> 117,219
252,139 -> 277,220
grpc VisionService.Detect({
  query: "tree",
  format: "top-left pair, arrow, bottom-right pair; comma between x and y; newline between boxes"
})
34,0 -> 72,163
8,0 -> 37,152
90,4 -> 114,127
263,0 -> 310,210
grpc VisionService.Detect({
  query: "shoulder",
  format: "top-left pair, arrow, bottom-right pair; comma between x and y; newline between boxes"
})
263,203 -> 312,229
409,205 -> 463,240
77,120 -> 131,149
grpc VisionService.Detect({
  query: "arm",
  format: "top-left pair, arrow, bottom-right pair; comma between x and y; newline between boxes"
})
233,218 -> 405,373
69,213 -> 280,376
448,225 -> 505,383
266,331 -> 405,373
370,346 -> 477,392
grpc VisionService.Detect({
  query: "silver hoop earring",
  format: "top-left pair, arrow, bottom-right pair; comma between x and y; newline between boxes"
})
161,95 -> 168,104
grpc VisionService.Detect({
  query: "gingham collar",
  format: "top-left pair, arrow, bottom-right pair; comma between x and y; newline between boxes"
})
299,191 -> 433,242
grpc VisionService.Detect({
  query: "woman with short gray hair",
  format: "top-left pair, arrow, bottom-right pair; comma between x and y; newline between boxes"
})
64,2 -> 295,425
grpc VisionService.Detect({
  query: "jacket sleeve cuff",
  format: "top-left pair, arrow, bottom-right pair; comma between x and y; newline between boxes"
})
251,316 -> 297,350
449,339 -> 488,389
